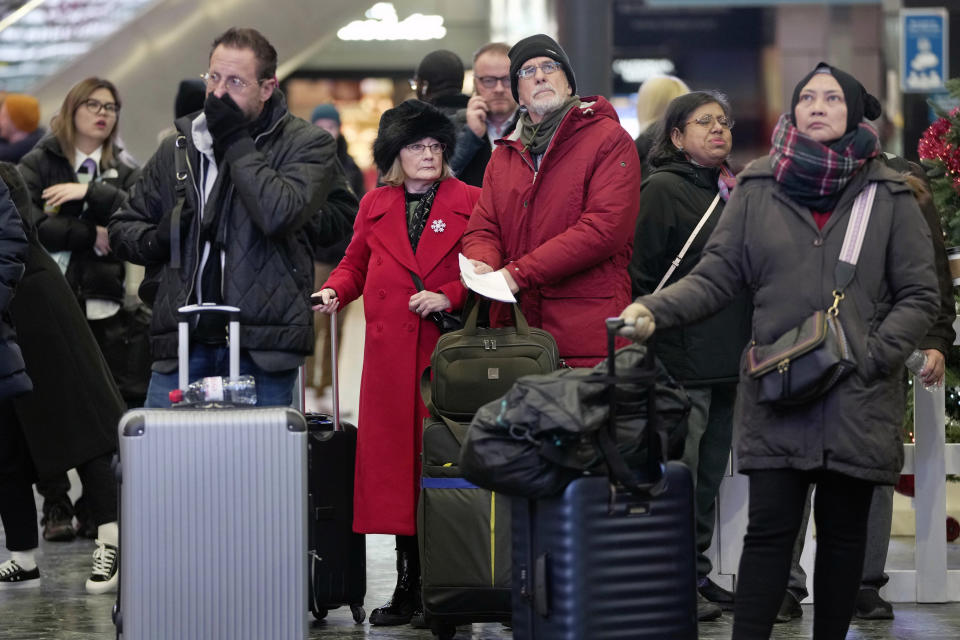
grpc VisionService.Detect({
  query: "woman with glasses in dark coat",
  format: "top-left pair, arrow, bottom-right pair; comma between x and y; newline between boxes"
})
619,63 -> 939,639
629,90 -> 751,620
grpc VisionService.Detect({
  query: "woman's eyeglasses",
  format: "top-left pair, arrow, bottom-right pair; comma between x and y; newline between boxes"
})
80,99 -> 119,116
404,142 -> 446,155
686,114 -> 734,130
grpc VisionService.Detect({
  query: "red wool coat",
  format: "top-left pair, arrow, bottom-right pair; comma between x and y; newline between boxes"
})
323,178 -> 479,534
462,96 -> 641,366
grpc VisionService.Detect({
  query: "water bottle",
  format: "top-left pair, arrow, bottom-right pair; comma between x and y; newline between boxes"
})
169,375 -> 257,405
904,350 -> 939,392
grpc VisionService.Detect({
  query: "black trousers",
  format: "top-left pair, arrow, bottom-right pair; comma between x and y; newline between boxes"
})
0,401 -> 117,551
732,468 -> 874,640
0,400 -> 38,551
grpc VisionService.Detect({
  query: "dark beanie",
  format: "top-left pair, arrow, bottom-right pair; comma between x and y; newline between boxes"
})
508,34 -> 576,103
790,62 -> 882,134
311,103 -> 340,125
175,78 -> 206,120
415,50 -> 464,98
372,99 -> 456,174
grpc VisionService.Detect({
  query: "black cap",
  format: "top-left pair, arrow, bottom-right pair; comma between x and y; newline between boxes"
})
372,99 -> 456,174
175,78 -> 206,119
508,34 -> 576,103
415,50 -> 464,99
790,62 -> 882,134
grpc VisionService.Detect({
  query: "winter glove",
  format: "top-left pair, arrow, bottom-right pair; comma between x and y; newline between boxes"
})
618,302 -> 656,343
204,92 -> 251,160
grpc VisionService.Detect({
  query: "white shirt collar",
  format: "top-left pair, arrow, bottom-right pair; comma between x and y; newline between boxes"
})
73,146 -> 103,173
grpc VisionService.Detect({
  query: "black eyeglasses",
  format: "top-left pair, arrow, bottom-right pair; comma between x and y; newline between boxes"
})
80,99 -> 119,116
475,75 -> 510,89
685,114 -> 734,131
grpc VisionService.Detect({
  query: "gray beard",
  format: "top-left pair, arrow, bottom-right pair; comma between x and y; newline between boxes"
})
527,93 -> 568,118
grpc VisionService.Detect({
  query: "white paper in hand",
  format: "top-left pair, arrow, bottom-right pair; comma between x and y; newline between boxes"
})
458,253 -> 517,302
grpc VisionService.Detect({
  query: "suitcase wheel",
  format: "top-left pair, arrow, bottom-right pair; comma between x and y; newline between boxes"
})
431,620 -> 457,640
350,604 -> 365,624
310,606 -> 328,621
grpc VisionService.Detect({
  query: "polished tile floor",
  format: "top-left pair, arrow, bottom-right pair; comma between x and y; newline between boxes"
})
2,529 -> 960,639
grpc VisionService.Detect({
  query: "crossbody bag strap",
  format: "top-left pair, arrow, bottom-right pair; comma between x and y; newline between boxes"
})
408,268 -> 425,292
828,182 -> 877,313
169,135 -> 188,270
654,193 -> 722,293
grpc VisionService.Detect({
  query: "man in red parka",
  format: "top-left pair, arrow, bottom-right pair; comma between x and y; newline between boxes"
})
462,34 -> 641,366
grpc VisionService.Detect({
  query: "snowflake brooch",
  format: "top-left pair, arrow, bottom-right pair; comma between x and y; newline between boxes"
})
431,219 -> 446,233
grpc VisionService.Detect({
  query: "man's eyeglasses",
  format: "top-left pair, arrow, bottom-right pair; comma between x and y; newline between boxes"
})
475,75 -> 510,89
404,142 -> 446,155
201,71 -> 265,93
516,61 -> 563,79
80,98 -> 119,116
686,114 -> 734,131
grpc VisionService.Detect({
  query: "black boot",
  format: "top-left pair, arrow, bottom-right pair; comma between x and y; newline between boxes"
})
370,535 -> 421,626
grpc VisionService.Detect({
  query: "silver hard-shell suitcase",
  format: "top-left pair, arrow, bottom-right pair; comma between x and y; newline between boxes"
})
114,304 -> 307,640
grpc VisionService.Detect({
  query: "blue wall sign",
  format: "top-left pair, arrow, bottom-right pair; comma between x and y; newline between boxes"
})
901,8 -> 949,93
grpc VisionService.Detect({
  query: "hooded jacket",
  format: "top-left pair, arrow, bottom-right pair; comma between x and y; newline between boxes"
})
462,96 -> 641,366
639,157 -> 939,484
109,90 -> 357,361
629,160 -> 751,384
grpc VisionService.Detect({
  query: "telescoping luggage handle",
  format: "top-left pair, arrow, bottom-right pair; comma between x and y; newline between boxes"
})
329,309 -> 341,431
176,304 -> 241,393
597,318 -> 669,499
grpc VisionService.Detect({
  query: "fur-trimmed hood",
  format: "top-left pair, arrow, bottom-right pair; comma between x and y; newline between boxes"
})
373,99 -> 455,174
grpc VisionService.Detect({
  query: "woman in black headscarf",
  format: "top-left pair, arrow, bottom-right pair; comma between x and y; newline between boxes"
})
618,63 -> 939,638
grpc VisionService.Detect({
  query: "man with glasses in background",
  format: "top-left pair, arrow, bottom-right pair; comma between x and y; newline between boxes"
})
462,34 -> 641,368
110,26 -> 357,407
449,42 -> 518,187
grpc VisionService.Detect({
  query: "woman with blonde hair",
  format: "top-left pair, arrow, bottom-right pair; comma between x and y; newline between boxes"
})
313,99 -> 479,627
634,74 -> 690,167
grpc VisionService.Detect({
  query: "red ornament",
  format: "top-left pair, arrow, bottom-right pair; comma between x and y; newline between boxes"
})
895,474 -> 915,497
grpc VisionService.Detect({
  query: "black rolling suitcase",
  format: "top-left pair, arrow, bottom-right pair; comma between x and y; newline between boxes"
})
510,320 -> 698,640
305,310 -> 366,623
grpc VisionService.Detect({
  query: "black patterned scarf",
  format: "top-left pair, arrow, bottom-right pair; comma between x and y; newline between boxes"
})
769,113 -> 880,211
406,180 -> 441,252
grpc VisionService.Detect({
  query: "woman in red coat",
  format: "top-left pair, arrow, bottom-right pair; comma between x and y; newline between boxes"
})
313,99 -> 479,627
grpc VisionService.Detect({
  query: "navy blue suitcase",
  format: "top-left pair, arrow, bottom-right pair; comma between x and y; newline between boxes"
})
510,320 -> 698,639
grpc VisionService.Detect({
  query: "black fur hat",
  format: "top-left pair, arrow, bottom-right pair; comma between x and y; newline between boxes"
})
373,99 -> 456,174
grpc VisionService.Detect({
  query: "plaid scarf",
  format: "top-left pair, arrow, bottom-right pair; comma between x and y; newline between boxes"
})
769,113 -> 880,211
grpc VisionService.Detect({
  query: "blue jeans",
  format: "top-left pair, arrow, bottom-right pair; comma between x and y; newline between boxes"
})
144,344 -> 298,408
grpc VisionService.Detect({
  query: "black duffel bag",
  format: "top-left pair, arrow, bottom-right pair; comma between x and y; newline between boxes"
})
460,344 -> 690,499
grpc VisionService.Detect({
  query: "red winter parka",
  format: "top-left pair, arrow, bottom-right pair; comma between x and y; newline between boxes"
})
462,97 -> 641,366
323,178 -> 479,534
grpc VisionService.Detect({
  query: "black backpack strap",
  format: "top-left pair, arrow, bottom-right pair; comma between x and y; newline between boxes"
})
169,135 -> 188,270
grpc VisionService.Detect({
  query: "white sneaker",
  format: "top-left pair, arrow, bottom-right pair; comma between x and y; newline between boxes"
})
0,559 -> 40,589
85,539 -> 118,594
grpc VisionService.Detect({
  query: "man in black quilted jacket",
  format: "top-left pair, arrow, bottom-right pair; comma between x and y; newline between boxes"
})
109,27 -> 357,407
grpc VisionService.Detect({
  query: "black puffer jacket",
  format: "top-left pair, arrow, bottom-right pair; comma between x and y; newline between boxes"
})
109,91 -> 357,360
18,135 -> 140,304
0,179 -> 30,401
629,161 -> 751,384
